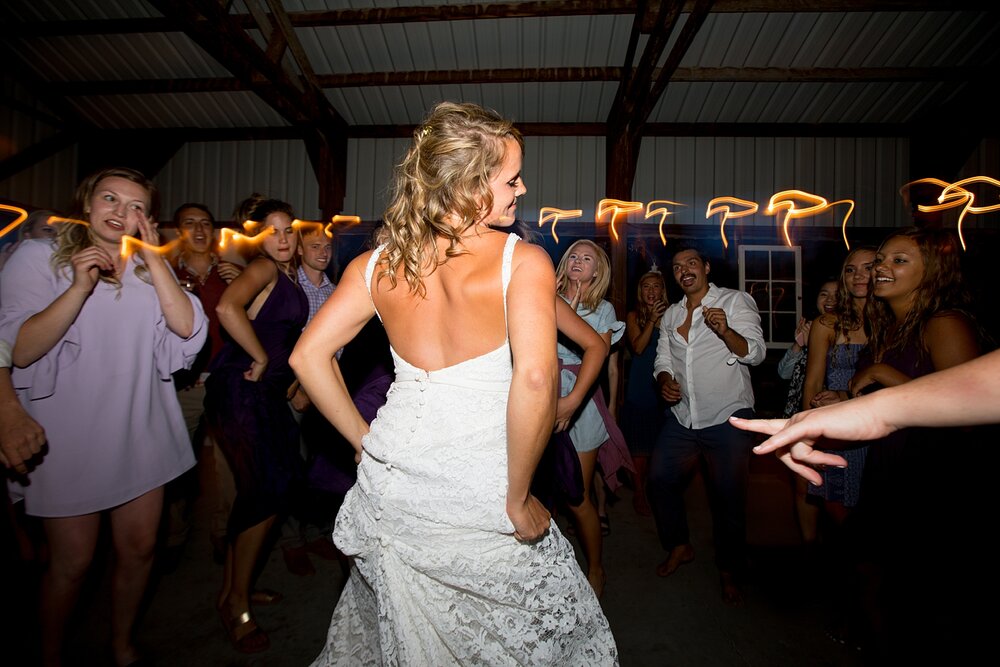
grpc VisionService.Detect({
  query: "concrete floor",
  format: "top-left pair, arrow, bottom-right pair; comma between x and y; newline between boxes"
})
6,453 -> 867,667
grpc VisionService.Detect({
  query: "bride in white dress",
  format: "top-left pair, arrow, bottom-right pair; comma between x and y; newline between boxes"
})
291,102 -> 618,665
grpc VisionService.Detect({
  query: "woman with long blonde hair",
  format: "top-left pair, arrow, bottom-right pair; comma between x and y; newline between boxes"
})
294,102 -> 617,664
553,239 -> 629,596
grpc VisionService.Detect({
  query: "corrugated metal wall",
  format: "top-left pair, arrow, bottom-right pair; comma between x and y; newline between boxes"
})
156,140 -> 321,222
0,74 -> 78,211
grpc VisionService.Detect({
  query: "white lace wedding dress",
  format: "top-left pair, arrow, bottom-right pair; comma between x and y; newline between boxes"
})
310,234 -> 618,666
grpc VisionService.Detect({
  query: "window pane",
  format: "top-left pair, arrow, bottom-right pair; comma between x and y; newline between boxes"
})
747,281 -> 770,312
772,250 -> 796,280
744,251 -> 770,280
771,281 -> 797,311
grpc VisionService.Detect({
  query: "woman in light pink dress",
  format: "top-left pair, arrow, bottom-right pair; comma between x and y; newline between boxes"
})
0,167 -> 206,666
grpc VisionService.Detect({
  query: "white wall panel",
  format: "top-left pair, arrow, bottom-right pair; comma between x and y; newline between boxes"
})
156,140 -> 320,222
631,136 -> 911,244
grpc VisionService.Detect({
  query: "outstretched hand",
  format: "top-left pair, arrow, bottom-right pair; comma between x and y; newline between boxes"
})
730,414 -> 851,486
507,494 -> 550,542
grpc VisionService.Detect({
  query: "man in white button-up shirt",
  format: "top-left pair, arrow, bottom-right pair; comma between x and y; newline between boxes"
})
650,247 -> 764,605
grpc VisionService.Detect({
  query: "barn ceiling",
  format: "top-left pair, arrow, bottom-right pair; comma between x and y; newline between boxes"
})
2,1 -> 997,209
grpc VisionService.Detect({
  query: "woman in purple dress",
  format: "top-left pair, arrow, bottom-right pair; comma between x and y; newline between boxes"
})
0,167 -> 206,667
203,195 -> 308,654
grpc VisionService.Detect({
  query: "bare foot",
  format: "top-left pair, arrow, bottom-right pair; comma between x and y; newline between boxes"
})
720,571 -> 743,606
632,492 -> 652,517
588,568 -> 607,598
655,544 -> 694,577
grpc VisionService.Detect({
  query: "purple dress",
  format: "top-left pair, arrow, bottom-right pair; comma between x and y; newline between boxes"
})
203,267 -> 308,535
0,240 -> 207,517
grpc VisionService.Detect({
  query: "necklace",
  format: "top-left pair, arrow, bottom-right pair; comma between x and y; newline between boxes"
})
178,253 -> 218,286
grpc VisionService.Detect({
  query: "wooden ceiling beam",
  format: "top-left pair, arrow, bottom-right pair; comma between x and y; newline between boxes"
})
16,2 -> 984,36
49,66 -> 983,96
51,121 -> 980,144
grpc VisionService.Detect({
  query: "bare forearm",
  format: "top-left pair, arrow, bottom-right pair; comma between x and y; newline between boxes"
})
506,367 -> 556,503
721,328 -> 749,357
630,320 -> 656,355
217,305 -> 267,364
13,286 -> 90,367
871,350 -> 1000,430
291,352 -> 368,450
146,255 -> 195,337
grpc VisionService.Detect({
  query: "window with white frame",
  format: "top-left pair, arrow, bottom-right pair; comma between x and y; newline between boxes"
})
738,245 -> 802,349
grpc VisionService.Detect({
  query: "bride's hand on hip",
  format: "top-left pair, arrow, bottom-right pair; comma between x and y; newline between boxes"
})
507,494 -> 550,542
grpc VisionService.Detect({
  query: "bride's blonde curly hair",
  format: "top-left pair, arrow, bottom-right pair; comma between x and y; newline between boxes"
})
377,102 -> 523,296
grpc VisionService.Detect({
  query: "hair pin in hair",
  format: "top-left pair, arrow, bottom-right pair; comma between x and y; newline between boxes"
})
418,126 -> 432,139
649,261 -> 661,274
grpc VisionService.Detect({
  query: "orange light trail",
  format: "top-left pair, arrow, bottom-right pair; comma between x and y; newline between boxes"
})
705,197 -> 758,249
643,201 -> 685,246
916,176 -> 999,251
597,199 -> 643,241
218,225 -> 274,250
538,207 -> 583,244
121,236 -> 182,258
765,190 -> 855,248
0,205 -> 28,240
327,215 -> 361,238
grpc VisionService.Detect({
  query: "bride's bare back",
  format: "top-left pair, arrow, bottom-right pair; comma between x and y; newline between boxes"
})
373,230 -> 511,372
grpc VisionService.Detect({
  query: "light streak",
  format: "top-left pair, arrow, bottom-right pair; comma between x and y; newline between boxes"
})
765,190 -> 855,249
644,200 -> 685,246
121,236 -> 182,258
218,225 -> 275,250
294,215 -> 361,238
538,207 -> 583,244
596,199 -> 643,241
327,215 -> 361,238
0,205 -> 28,240
46,216 -> 89,226
705,197 -> 758,249
916,176 -> 1000,251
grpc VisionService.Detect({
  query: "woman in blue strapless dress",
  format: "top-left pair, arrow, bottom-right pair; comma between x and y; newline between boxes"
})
623,270 -> 668,516
802,247 -> 876,522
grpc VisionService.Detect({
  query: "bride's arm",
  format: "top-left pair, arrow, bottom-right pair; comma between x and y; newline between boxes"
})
290,252 -> 375,457
505,243 -> 558,541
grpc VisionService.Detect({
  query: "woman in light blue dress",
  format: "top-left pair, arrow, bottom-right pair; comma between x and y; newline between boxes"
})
554,239 -> 628,596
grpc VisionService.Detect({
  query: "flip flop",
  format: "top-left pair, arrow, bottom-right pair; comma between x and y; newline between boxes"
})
220,610 -> 270,654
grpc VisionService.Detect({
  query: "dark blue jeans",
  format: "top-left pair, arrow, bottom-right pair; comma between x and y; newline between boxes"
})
648,408 -> 754,573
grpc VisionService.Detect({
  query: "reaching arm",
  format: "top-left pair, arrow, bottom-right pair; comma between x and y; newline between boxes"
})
0,366 -> 45,474
554,299 -> 609,432
732,331 -> 994,484
11,245 -> 116,368
137,216 -> 195,338
506,243 -> 558,541
627,309 -> 661,356
607,349 -> 620,420
801,316 -> 833,410
289,252 -> 375,456
215,258 -> 277,381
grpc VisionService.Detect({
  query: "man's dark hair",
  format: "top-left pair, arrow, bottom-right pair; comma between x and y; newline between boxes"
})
172,203 -> 217,228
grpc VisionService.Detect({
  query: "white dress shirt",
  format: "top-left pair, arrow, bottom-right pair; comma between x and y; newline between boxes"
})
653,283 -> 765,429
